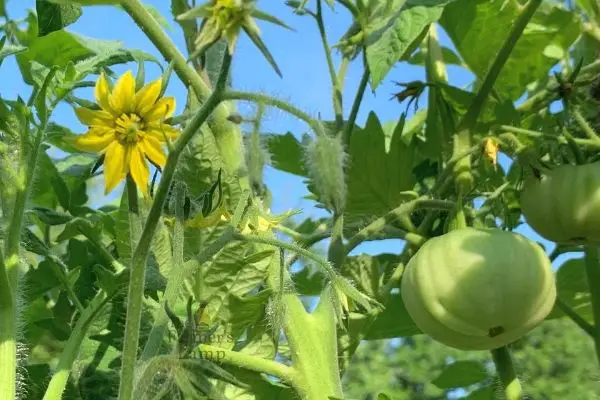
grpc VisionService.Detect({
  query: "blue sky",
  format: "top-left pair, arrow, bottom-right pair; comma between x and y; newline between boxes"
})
1,0 -> 578,265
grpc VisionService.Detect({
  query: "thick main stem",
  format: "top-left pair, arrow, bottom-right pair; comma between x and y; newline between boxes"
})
491,346 -> 523,400
117,54 -> 232,400
584,246 -> 600,366
2,120 -> 49,399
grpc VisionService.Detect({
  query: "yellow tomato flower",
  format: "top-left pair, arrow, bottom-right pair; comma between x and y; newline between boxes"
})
72,71 -> 178,196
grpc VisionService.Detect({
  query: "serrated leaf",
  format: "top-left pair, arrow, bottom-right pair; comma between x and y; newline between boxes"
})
441,0 -> 581,100
550,257 -> 592,323
342,112 -> 415,232
363,293 -> 420,339
265,132 -> 309,177
36,0 -> 82,37
29,207 -> 72,225
366,0 -> 455,89
431,360 -> 489,389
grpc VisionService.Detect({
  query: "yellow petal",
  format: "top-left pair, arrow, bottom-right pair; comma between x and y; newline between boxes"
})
75,107 -> 114,127
135,78 -> 163,117
103,142 -> 129,194
95,72 -> 114,115
139,136 -> 167,168
146,122 -> 179,141
109,70 -> 136,115
73,127 -> 115,152
144,97 -> 176,122
129,146 -> 150,196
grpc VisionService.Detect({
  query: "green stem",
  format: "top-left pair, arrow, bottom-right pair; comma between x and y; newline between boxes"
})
345,197 -> 435,254
117,53 -> 232,400
120,0 -> 248,185
140,229 -> 235,360
315,0 -> 343,128
42,291 -> 113,400
233,232 -> 337,279
491,346 -> 523,400
342,65 -> 369,145
221,91 -> 326,137
337,55 -> 350,93
584,246 -> 600,366
555,297 -> 595,337
196,343 -> 294,383
0,249 -> 15,400
572,108 -> 600,144
517,59 -> 600,115
499,125 -> 600,148
47,255 -> 84,312
76,227 -> 126,273
459,0 -> 542,131
283,290 -> 343,400
2,118 -> 51,400
126,175 -> 142,247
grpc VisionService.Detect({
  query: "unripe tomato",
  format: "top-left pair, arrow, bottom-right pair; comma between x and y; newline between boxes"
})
401,228 -> 556,351
520,163 -> 600,244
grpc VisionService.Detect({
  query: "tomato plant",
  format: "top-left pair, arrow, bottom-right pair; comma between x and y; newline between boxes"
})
1,0 -> 600,399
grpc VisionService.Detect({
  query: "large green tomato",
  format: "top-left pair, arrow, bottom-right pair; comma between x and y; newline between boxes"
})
520,163 -> 600,244
401,228 -> 556,351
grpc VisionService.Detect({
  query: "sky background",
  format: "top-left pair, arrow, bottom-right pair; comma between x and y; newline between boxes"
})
0,0 -> 579,266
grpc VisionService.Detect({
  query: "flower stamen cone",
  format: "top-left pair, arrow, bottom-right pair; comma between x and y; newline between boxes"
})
72,71 -> 178,196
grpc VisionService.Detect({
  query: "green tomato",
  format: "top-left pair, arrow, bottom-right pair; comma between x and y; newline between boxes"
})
401,228 -> 556,351
520,163 -> 600,244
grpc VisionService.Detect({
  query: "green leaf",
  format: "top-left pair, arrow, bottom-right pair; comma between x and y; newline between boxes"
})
366,0 -> 455,89
431,360 -> 489,389
343,112 -> 415,232
265,132 -> 309,177
465,385 -> 496,399
551,257 -> 592,323
293,266 -> 326,296
441,0 -> 581,100
36,0 -> 82,37
0,41 -> 26,66
28,207 -> 72,225
341,255 -> 382,298
377,394 -> 392,400
364,293 -> 420,339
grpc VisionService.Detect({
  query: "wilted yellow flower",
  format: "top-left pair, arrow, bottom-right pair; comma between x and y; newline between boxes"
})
72,71 -> 178,196
483,137 -> 499,169
185,202 -> 232,229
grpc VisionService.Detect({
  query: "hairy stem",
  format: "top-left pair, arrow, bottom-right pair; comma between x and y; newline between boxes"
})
221,91 -> 326,137
573,108 -> 600,144
315,0 -> 343,128
117,53 -> 232,400
342,65 -> 370,145
491,346 -> 523,400
499,125 -> 600,148
555,297 -> 595,337
43,291 -> 113,400
584,246 -> 600,366
197,344 -> 294,383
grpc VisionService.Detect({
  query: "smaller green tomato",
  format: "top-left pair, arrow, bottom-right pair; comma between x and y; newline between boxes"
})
401,228 -> 556,351
520,163 -> 600,244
